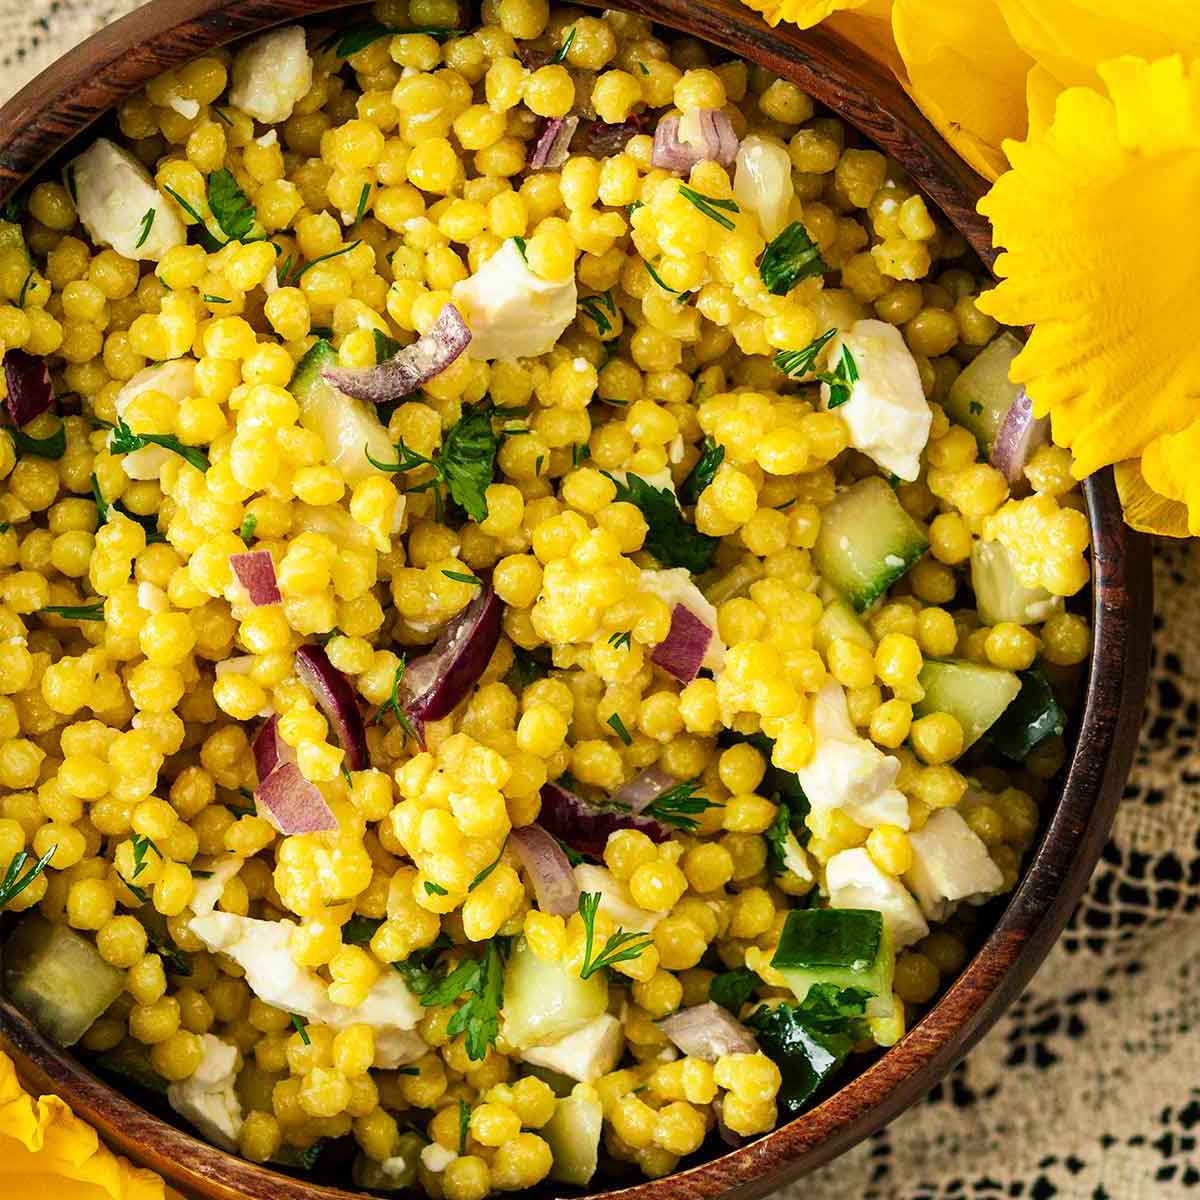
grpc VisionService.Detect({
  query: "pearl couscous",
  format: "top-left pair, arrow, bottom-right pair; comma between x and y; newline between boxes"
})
0,2 -> 1092,1193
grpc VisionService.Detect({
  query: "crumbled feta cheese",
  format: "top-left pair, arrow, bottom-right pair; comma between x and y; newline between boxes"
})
780,830 -> 814,883
452,239 -> 577,360
905,808 -> 1005,921
381,1154 -> 412,1181
520,1013 -> 625,1082
825,847 -> 929,950
166,1034 -> 243,1150
667,434 -> 686,464
136,581 -> 169,614
169,97 -> 200,119
420,1144 -> 458,1173
113,359 -> 197,480
638,567 -> 725,673
255,129 -> 279,148
66,138 -> 186,262
189,856 -> 242,917
262,266 -> 280,295
794,680 -> 910,830
189,912 -> 426,1065
574,864 -> 662,931
227,26 -> 313,124
820,319 -> 932,482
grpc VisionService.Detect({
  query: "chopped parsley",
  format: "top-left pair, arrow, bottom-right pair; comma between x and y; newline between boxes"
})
608,630 -> 632,651
578,891 -> 653,980
392,934 -> 453,997
508,646 -> 550,691
442,570 -> 482,586
419,941 -> 504,1061
774,328 -> 838,380
644,778 -> 718,831
644,259 -> 686,299
458,1098 -> 471,1153
606,712 -> 632,745
605,472 -> 717,573
374,329 -> 404,362
239,513 -> 257,542
578,291 -> 616,336
375,657 -> 418,739
277,240 -> 361,288
968,399 -> 984,415
108,416 -> 209,473
207,168 -> 259,244
678,185 -> 739,231
759,221 -> 826,295
91,474 -> 165,543
469,846 -> 505,892
709,967 -> 759,1014
424,880 -> 449,896
324,21 -> 462,56
203,294 -> 230,305
135,208 -> 156,250
679,435 -> 725,506
290,1014 -> 311,1045
571,443 -> 590,467
16,269 -> 34,308
9,424 -> 65,460
512,236 -> 528,261
550,25 -> 576,63
41,601 -> 105,622
341,915 -> 384,945
129,833 -> 161,880
822,344 -> 859,409
0,843 -> 55,911
354,182 -> 372,224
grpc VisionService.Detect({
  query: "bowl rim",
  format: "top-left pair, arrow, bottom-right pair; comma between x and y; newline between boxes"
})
0,2 -> 1153,1198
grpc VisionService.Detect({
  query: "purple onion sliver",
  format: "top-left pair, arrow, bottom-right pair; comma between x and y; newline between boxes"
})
657,1002 -> 759,1062
610,765 -> 676,815
580,115 -> 641,158
294,644 -> 369,771
254,761 -> 338,834
529,116 -> 579,170
252,714 -> 294,784
400,581 -> 501,725
651,109 -> 739,174
989,386 -> 1050,485
230,549 -> 281,606
3,348 -> 54,429
511,824 -> 580,916
650,604 -> 712,683
321,304 -> 472,405
538,780 -> 672,858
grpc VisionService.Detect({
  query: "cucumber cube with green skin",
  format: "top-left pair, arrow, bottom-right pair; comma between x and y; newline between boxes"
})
970,539 -> 1064,627
772,908 -> 893,1009
93,1039 -> 167,1095
500,937 -> 608,1051
542,1088 -> 604,1186
813,598 -> 874,656
813,477 -> 930,612
3,915 -> 125,1046
915,658 -> 1022,751
984,667 -> 1066,762
945,331 -> 1024,451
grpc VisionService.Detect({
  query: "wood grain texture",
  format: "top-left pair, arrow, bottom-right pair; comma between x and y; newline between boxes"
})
0,2 -> 1153,1198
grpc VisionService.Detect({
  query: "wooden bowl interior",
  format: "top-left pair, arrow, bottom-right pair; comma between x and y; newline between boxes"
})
0,3 -> 1153,1199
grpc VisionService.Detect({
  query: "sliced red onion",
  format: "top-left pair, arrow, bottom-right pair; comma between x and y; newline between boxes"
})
294,644 -> 368,771
511,824 -> 580,916
518,45 -> 554,69
252,714 -> 294,783
321,305 -> 471,405
400,581 -> 501,729
579,115 -> 641,158
529,116 -> 579,170
657,1002 -> 759,1062
651,110 -> 739,174
989,387 -> 1050,485
3,349 -> 54,428
651,605 -> 713,683
254,761 -> 338,834
230,549 -> 281,606
538,780 -> 671,858
610,765 -> 675,814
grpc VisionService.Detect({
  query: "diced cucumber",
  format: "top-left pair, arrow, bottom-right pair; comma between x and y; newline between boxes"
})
500,937 -> 608,1051
93,1039 -> 167,1095
290,339 -> 394,486
984,667 -> 1066,762
813,598 -> 874,656
945,331 -> 1024,450
3,915 -> 124,1046
543,1087 -> 604,1186
915,658 -> 1021,750
772,909 -> 893,1010
813,477 -> 929,612
523,1063 -> 576,1097
970,539 -> 1064,627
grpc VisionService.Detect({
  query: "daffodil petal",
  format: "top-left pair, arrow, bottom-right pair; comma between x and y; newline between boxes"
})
978,56 -> 1200,476
736,0 -> 873,30
827,1 -> 906,80
890,0 -> 1032,181
1025,64 -> 1063,136
1114,459 -> 1194,537
1140,424 -> 1200,536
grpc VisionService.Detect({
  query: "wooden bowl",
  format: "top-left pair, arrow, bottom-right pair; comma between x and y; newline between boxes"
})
0,2 -> 1153,1198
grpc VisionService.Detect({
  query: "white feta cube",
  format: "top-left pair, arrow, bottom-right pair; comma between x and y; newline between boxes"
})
188,856 -> 242,917
520,1013 -> 625,1082
905,808 -> 1005,921
166,1033 -> 243,1150
825,847 -> 929,949
821,319 -> 932,482
66,138 -> 186,262
228,26 -> 313,124
420,1144 -> 458,1173
113,359 -> 197,480
452,239 -> 577,360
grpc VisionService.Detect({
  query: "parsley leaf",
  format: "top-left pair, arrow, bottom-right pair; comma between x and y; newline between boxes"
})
709,967 -> 759,1013
606,712 -> 632,745
341,915 -> 384,946
605,472 -> 717,573
0,843 -> 55,910
608,630 -> 632,651
508,646 -> 550,692
135,208 -> 156,250
420,943 -> 504,1061
424,880 -> 449,896
678,185 -> 739,231
442,569 -> 482,586
207,168 -> 258,243
239,513 -> 257,542
643,777 -> 718,831
109,416 -> 209,473
550,25 -> 576,63
578,291 -> 616,336
679,436 -> 725,506
759,221 -> 826,295
393,935 -> 452,996
774,328 -> 838,380
469,846 -> 505,892
290,1014 -> 311,1045
9,425 -> 65,460
578,892 -> 653,980
458,1099 -> 471,1153
374,329 -> 404,362
129,833 -> 161,880
41,601 -> 104,622
822,344 -> 859,409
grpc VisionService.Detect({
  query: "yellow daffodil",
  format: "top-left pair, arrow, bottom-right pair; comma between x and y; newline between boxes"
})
0,1051 -> 175,1200
735,0 -> 875,31
1114,460 -> 1192,537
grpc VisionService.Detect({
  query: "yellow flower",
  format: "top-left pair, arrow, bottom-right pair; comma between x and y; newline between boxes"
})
735,0 -> 875,30
0,1051 -> 175,1200
1114,459 -> 1191,538
977,57 -> 1200,486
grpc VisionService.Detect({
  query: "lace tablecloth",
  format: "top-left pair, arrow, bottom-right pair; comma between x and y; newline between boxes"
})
3,7 -> 1196,1196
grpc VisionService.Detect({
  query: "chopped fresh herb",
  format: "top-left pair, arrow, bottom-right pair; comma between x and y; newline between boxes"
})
91,473 -> 109,523
571,443 -> 590,467
277,241 -> 361,288
135,208 -> 156,250
406,25 -> 464,37
608,630 -> 632,651
679,435 -> 725,506
709,967 -> 759,1013
202,294 -> 230,304
395,1066 -> 420,1076
0,843 -> 55,911
146,932 -> 193,978
512,236 -> 528,261
644,778 -> 718,831
644,259 -> 684,297
606,712 -> 632,745
296,1142 -> 324,1170
759,221 -> 826,295
124,880 -> 149,904
605,472 -> 718,573
968,399 -> 984,415
227,790 -> 256,819
823,344 -> 859,409
375,657 -> 407,724
41,601 -> 105,622
508,646 -> 549,692
207,167 -> 258,244
774,328 -> 838,380
325,20 -> 397,55
424,880 -> 449,896
887,473 -> 900,488
578,892 -> 653,980
442,569 -> 482,586
9,425 -> 66,460
419,942 -> 504,1061
354,182 -> 372,225
678,184 -> 739,231
550,25 -> 576,63
16,269 -> 34,308
469,846 -> 505,892
290,1014 -> 311,1045
129,833 -> 161,880
239,513 -> 257,542
211,106 -> 233,127
162,185 -> 204,225
578,291 -> 615,336
340,764 -> 353,786
392,934 -> 453,997
535,454 -> 545,475
638,61 -> 650,75
556,836 -> 584,867
374,329 -> 404,362
458,1098 -> 471,1154
92,475 -> 165,541
109,416 -> 209,473
627,200 -> 645,216
342,915 -> 385,946
0,189 -> 26,221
